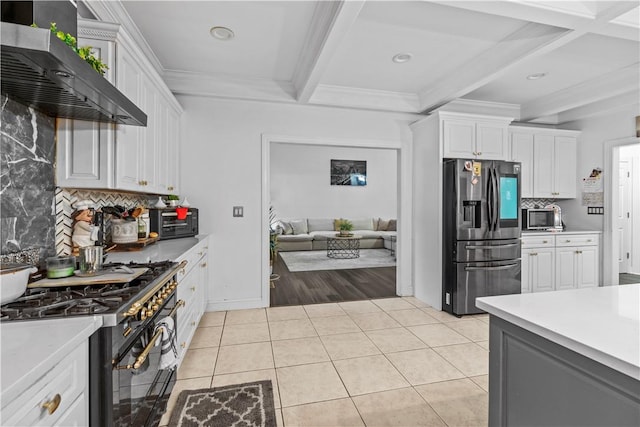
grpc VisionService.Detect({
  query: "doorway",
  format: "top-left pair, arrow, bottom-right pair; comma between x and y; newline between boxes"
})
261,134 -> 413,308
604,138 -> 640,285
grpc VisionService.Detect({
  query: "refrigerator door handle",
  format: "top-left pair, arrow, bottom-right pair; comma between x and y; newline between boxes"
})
464,263 -> 519,271
493,168 -> 499,231
486,167 -> 494,231
464,243 -> 520,250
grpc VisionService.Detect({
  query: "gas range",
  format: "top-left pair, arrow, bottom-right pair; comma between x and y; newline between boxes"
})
0,260 -> 181,326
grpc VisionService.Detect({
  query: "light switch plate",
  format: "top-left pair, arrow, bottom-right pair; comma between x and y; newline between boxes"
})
233,206 -> 244,217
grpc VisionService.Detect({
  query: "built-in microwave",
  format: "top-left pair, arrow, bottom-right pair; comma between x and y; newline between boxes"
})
149,208 -> 199,240
522,208 -> 562,231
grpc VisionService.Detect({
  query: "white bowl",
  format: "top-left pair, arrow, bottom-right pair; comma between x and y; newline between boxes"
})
1,264 -> 38,304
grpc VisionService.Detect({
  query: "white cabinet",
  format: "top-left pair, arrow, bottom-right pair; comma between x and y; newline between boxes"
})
509,132 -> 534,198
2,342 -> 88,426
441,112 -> 512,160
56,19 -> 183,195
510,126 -> 578,199
521,236 -> 555,293
522,232 -> 599,293
176,238 -> 210,364
555,234 -> 599,289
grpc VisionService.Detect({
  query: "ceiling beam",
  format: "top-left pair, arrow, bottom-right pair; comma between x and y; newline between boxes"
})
418,1 -> 639,114
292,1 -> 365,103
556,89 -> 640,124
520,64 -> 640,121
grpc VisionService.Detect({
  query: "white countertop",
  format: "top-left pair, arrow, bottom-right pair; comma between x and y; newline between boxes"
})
522,229 -> 601,236
476,284 -> 640,380
1,316 -> 103,405
105,234 -> 209,264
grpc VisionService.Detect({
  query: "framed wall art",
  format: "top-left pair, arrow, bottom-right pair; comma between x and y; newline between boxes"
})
330,159 -> 367,186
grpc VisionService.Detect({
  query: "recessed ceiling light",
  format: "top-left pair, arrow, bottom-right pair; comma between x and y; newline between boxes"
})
526,72 -> 547,80
210,26 -> 234,41
392,53 -> 412,63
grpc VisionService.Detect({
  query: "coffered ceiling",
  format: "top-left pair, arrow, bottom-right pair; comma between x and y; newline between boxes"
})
84,0 -> 639,124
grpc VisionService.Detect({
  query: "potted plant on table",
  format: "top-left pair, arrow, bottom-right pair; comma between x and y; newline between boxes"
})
167,194 -> 180,207
337,219 -> 354,237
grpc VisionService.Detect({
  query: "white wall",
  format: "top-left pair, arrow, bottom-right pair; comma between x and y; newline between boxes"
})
270,143 -> 397,220
178,96 -> 417,310
557,105 -> 640,230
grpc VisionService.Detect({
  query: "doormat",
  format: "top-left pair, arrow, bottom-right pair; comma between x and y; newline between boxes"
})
280,248 -> 396,272
168,380 -> 276,427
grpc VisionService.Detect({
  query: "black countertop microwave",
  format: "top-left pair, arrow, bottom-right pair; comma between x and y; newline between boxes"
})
149,208 -> 199,240
522,208 -> 562,231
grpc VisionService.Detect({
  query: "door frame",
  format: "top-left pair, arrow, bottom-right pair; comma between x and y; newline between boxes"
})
261,134 -> 413,307
603,137 -> 640,285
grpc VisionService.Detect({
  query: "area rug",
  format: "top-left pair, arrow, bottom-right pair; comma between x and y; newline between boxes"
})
168,380 -> 276,427
280,248 -> 396,272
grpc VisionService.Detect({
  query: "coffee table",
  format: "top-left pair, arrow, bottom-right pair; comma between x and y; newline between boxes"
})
327,235 -> 362,259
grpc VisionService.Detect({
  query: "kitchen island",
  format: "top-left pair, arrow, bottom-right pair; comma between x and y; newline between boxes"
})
477,284 -> 640,426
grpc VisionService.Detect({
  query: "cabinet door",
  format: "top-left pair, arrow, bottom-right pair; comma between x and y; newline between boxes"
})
510,132 -> 534,198
577,246 -> 598,288
165,106 -> 181,194
533,134 -> 554,198
139,76 -> 159,193
476,122 -> 506,160
531,248 -> 555,293
56,38 -> 115,189
521,248 -> 533,293
443,119 -> 476,158
115,48 -> 142,191
553,136 -> 577,198
555,247 -> 577,290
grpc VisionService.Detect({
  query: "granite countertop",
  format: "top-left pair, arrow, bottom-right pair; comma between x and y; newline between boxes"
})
105,234 -> 209,264
0,316 -> 103,405
476,284 -> 640,380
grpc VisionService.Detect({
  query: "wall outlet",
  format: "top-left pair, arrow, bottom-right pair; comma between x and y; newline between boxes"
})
233,206 -> 244,217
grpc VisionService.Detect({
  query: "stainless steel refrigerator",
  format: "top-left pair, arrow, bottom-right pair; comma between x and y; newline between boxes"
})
442,158 -> 522,315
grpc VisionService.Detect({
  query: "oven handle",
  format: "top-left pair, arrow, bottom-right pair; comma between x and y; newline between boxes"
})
114,299 -> 185,371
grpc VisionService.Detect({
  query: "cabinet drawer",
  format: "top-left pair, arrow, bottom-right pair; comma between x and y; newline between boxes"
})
522,235 -> 555,249
3,343 -> 87,426
555,234 -> 598,247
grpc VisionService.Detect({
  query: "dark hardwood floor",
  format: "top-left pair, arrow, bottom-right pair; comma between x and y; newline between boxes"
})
619,273 -> 640,285
269,252 -> 397,307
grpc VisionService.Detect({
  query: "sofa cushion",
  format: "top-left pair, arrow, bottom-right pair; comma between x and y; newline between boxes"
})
278,233 -> 313,242
354,230 -> 384,239
309,231 -> 338,241
387,219 -> 397,231
350,218 -> 374,231
377,218 -> 389,231
289,219 -> 308,235
277,220 -> 293,235
307,218 -> 335,232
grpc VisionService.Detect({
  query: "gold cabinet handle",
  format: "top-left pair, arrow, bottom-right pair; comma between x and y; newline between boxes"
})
190,286 -> 196,292
201,262 -> 207,268
542,240 -> 548,243
42,394 -> 61,415
168,186 -> 174,191
191,321 -> 196,326
565,240 -> 571,243
181,342 -> 186,348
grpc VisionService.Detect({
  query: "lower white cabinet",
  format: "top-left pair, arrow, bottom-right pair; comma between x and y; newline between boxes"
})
176,238 -> 210,363
2,343 -> 88,426
521,233 -> 599,293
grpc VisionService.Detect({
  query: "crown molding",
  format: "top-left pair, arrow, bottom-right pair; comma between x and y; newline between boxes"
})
521,64 -> 640,121
77,18 -> 120,41
437,99 -> 521,119
292,1 -> 365,103
81,0 -> 165,76
163,70 -> 297,103
309,85 -> 421,113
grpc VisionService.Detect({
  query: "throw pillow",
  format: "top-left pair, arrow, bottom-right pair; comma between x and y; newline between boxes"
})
378,218 -> 389,231
387,219 -> 397,231
351,218 -> 374,231
333,219 -> 342,231
279,221 -> 293,235
290,219 -> 308,235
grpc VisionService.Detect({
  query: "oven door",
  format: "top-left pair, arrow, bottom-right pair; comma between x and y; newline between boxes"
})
112,295 -> 181,427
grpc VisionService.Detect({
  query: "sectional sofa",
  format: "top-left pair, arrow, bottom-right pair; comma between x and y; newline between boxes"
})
273,218 -> 397,252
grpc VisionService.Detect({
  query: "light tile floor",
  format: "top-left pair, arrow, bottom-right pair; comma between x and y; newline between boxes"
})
160,298 -> 490,427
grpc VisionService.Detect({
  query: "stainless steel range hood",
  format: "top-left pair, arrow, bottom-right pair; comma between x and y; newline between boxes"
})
1,22 -> 147,126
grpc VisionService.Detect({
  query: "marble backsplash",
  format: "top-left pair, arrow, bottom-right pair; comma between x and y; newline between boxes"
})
1,94 -> 56,263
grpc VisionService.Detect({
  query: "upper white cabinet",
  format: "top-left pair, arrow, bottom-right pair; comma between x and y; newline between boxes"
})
510,126 -> 579,199
56,19 -> 182,195
441,112 -> 512,160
